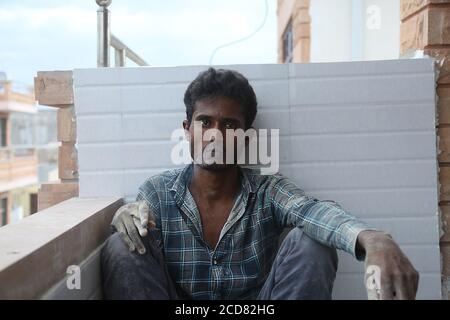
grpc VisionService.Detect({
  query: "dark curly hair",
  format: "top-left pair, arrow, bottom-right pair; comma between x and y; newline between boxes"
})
183,67 -> 258,129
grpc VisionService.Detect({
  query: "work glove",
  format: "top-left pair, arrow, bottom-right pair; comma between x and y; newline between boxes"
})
111,200 -> 156,255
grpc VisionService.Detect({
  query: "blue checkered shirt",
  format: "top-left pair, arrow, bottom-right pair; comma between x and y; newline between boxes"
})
135,164 -> 372,300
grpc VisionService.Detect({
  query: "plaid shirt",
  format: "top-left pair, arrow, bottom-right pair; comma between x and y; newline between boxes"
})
135,164 -> 373,300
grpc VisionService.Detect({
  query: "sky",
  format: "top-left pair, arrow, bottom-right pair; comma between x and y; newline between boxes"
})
0,0 -> 277,87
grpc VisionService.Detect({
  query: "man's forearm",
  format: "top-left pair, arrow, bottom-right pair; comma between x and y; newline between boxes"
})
356,230 -> 392,259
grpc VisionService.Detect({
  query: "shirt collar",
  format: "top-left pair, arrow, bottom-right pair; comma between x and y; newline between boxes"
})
169,164 -> 257,200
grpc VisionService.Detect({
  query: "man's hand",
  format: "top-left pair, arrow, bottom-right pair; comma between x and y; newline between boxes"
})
357,230 -> 419,300
111,200 -> 156,255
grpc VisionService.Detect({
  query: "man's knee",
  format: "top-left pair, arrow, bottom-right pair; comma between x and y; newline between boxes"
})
279,228 -> 338,273
100,232 -> 172,299
259,228 -> 338,299
101,233 -> 134,265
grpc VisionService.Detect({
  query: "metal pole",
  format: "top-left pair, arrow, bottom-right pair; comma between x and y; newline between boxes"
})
115,48 -> 126,67
96,0 -> 112,67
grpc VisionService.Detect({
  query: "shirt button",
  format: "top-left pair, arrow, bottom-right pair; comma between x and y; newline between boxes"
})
213,259 -> 218,265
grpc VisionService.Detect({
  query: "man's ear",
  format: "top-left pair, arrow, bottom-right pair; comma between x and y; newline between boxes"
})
183,120 -> 190,141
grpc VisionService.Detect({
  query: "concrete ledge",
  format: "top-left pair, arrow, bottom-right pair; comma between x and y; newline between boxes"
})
0,197 -> 123,299
41,245 -> 104,300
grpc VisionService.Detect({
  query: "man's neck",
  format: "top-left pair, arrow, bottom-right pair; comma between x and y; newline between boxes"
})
189,165 -> 240,201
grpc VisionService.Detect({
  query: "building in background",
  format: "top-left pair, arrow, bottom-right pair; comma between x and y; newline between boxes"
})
277,0 -> 400,63
0,72 -> 57,227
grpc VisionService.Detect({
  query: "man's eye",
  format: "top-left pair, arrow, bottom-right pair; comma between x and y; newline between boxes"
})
201,119 -> 210,126
225,123 -> 236,129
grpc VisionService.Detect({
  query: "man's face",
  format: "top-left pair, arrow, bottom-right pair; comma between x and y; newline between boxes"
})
183,96 -> 246,171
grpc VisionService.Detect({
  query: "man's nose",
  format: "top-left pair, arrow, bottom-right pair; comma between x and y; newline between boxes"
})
207,124 -> 226,143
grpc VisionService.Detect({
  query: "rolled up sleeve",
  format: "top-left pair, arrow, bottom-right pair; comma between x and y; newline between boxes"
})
269,175 -> 379,259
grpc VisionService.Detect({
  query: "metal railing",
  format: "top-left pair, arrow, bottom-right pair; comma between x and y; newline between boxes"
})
0,146 -> 36,161
96,0 -> 149,67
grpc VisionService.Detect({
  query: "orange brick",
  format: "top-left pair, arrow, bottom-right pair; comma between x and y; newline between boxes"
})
438,86 -> 450,124
401,0 -> 450,20
401,8 -> 428,53
58,142 -> 78,180
438,128 -> 450,161
441,205 -> 450,242
439,166 -> 450,201
34,71 -> 73,106
37,181 -> 79,211
428,7 -> 450,45
293,38 -> 310,63
442,244 -> 450,275
401,6 -> 450,53
425,48 -> 450,84
57,106 -> 77,142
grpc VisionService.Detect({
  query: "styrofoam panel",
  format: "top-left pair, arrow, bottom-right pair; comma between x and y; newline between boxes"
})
337,245 -> 440,274
122,113 -> 184,142
78,144 -> 123,171
121,141 -> 180,170
252,109 -> 291,135
77,114 -> 122,143
363,217 -> 440,245
74,64 -> 288,87
249,80 -> 290,108
74,86 -> 122,115
289,104 -> 435,134
124,84 -> 187,113
290,132 -> 436,162
288,160 -> 437,190
289,74 -> 435,107
79,172 -> 123,197
74,67 -> 121,87
288,58 -> 435,79
215,64 -> 288,81
309,188 -> 438,218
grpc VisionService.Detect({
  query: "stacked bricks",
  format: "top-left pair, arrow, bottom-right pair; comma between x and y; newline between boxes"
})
34,71 -> 79,211
400,0 -> 450,299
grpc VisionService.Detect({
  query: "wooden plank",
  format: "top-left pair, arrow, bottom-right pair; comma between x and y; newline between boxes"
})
34,71 -> 73,106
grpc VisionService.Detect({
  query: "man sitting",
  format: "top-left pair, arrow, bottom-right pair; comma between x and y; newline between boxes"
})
101,67 -> 418,300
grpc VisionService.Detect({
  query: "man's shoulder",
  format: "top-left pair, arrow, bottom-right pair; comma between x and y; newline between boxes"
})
138,167 -> 184,192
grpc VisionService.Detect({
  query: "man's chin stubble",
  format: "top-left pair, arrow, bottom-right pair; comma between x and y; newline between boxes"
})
197,163 -> 236,172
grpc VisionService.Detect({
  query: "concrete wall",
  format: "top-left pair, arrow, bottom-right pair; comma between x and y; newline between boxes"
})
309,0 -> 400,62
74,59 -> 441,299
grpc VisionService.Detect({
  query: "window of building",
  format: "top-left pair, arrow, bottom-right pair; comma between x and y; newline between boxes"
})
0,197 -> 7,226
0,117 -> 7,147
283,19 -> 293,63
